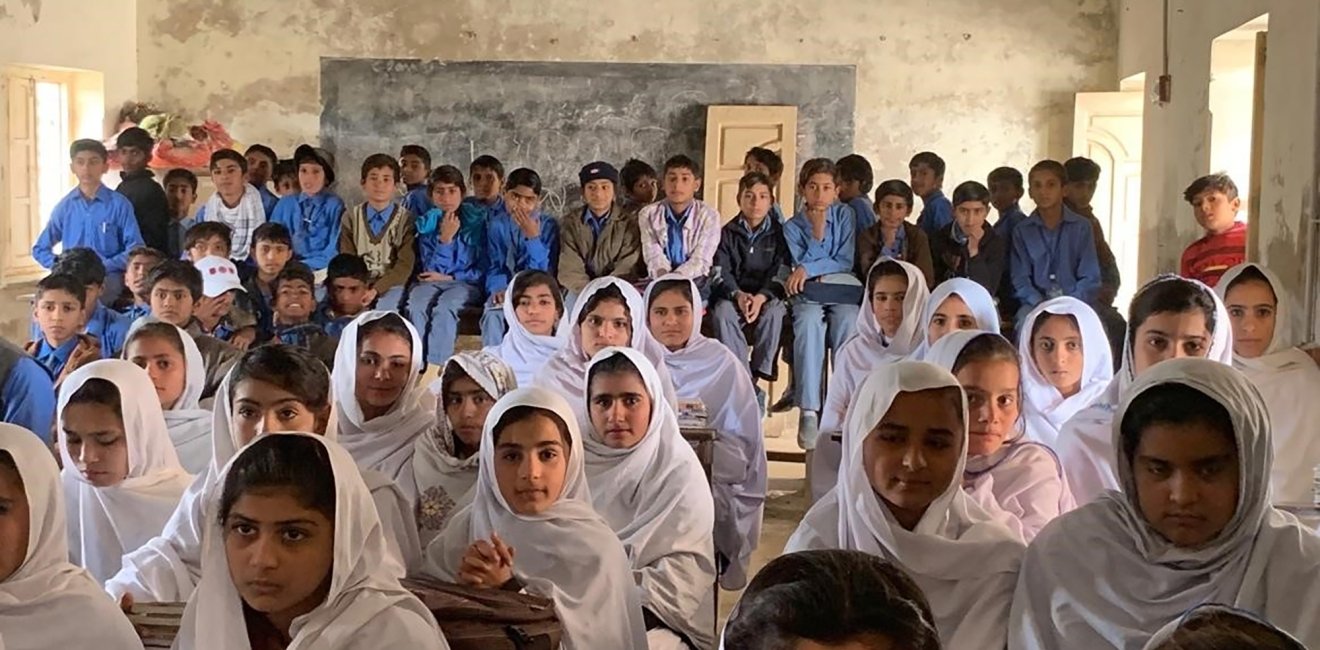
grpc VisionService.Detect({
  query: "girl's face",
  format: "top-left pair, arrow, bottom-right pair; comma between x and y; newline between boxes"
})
354,331 -> 412,414
430,182 -> 463,215
62,402 -> 129,488
127,335 -> 188,410
955,359 -> 1019,457
0,462 -> 30,582
1131,309 -> 1211,376
862,388 -> 963,531
444,375 -> 495,450
588,370 -> 652,450
647,289 -> 694,352
738,182 -> 773,222
298,163 -> 326,195
494,414 -> 568,515
232,379 -> 325,446
1224,279 -> 1277,360
870,274 -> 908,338
514,284 -> 559,336
1133,421 -> 1239,549
1032,314 -> 1084,397
580,300 -> 631,358
224,488 -> 334,627
927,295 -> 977,345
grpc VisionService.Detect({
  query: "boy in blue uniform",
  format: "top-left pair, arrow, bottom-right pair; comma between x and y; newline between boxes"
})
49,247 -> 130,357
244,144 -> 281,216
184,221 -> 233,262
988,166 -> 1028,241
1010,160 -> 1103,327
26,273 -> 100,387
910,151 -> 952,237
464,155 -> 506,212
399,144 -> 432,215
620,158 -> 659,215
0,336 -> 57,444
482,167 -> 558,347
836,153 -> 876,230
408,165 -> 487,364
32,139 -> 145,307
244,222 -> 295,341
118,246 -> 163,319
270,145 -> 345,279
268,262 -> 337,369
318,254 -> 376,339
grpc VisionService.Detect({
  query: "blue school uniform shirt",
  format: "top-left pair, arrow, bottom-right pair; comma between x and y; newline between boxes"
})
770,203 -> 786,224
32,185 -> 145,273
366,204 -> 395,238
270,190 -> 345,271
403,186 -> 432,218
120,302 -> 151,323
2,356 -> 55,444
844,196 -> 876,231
418,204 -> 488,285
33,338 -> 78,379
1010,206 -> 1102,308
993,203 -> 1028,244
85,303 -> 130,357
784,203 -> 857,278
274,322 -> 324,348
485,203 -> 559,296
314,302 -> 355,339
916,190 -> 953,238
253,183 -> 279,217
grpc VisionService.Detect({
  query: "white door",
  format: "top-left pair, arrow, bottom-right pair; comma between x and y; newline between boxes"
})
1074,91 -> 1144,310
703,106 -> 798,223
2,73 -> 45,286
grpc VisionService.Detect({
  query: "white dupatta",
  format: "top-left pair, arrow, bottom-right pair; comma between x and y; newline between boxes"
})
484,270 -> 571,386
907,277 -> 1000,361
1016,297 -> 1113,448
124,317 -> 213,474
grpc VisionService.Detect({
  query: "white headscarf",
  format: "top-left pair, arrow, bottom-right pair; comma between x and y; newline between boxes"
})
1016,297 -> 1114,448
908,278 -> 1000,361
56,359 -> 193,583
533,276 -> 678,428
1141,604 -> 1307,650
1215,263 -> 1320,504
0,423 -> 142,650
485,270 -> 570,386
412,351 -> 517,544
582,346 -> 717,648
124,316 -> 213,474
1010,358 -> 1320,649
785,361 -> 1025,650
925,330 -> 1076,542
331,311 -> 436,497
174,433 -> 445,650
1056,275 -> 1233,504
424,387 -> 649,650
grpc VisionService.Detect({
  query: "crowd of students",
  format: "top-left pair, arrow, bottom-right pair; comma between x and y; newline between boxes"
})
0,124 -> 1317,650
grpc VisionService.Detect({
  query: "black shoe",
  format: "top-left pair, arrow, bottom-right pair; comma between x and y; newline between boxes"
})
769,390 -> 797,414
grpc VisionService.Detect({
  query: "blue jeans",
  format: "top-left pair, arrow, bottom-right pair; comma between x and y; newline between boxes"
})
375,285 -> 407,314
406,281 -> 482,365
711,296 -> 786,381
790,299 -> 858,417
480,299 -> 506,348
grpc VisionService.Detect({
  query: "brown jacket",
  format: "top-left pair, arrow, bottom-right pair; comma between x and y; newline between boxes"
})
339,202 -> 418,296
25,334 -> 100,389
557,204 -> 645,293
856,221 -> 937,289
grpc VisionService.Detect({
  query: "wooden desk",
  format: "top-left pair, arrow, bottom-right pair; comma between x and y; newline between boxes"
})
680,426 -> 716,482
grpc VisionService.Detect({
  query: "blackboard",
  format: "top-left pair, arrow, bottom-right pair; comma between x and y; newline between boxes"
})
320,59 -> 856,214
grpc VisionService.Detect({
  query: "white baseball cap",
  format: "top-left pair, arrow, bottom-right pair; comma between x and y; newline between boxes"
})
194,256 -> 246,298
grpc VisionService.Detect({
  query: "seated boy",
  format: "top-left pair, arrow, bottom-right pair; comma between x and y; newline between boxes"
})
319,253 -> 376,339
620,158 -> 659,215
558,161 -> 645,310
399,144 -> 433,215
463,155 -> 506,211
184,221 -> 234,263
481,167 -> 558,347
197,149 -> 265,262
836,153 -> 876,230
855,179 -> 935,288
929,181 -> 1008,295
1180,172 -> 1246,288
267,262 -> 338,370
272,159 -> 299,197
744,147 -> 786,222
26,273 -> 100,387
271,145 -> 345,278
114,127 -> 171,254
909,151 -> 953,237
638,155 -> 722,288
244,222 -> 296,341
0,335 -> 57,444
118,245 -> 164,319
48,247 -> 131,357
409,165 -> 487,363
32,139 -> 145,307
988,166 -> 1028,242
192,256 -> 258,350
783,158 -> 861,450
244,144 -> 281,216
1010,160 -> 1102,325
339,153 -> 416,312
163,168 -> 199,260
146,259 -> 239,397
1063,157 -> 1122,306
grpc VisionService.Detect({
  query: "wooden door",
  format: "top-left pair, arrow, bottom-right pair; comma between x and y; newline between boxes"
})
703,105 -> 798,223
3,73 -> 44,286
1073,91 -> 1144,310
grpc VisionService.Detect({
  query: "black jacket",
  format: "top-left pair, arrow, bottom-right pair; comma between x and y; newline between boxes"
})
712,216 -> 792,301
117,169 -> 171,253
930,223 -> 1008,298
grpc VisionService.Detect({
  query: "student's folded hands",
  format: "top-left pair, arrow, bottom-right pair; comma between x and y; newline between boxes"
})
458,533 -> 516,589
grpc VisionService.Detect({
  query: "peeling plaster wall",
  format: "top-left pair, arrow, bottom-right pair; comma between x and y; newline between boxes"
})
136,0 -> 1117,196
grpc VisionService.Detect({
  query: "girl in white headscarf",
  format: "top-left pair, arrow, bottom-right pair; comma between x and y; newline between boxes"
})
1010,358 -> 1320,648
907,277 -> 1000,361
1017,297 -> 1113,448
412,350 -> 517,545
644,275 -> 765,591
812,258 -> 930,502
123,317 -> 214,474
57,359 -> 193,583
785,361 -> 1025,650
0,423 -> 142,650
484,270 -> 570,386
174,432 -> 446,650
331,311 -> 437,500
534,276 -> 678,426
1142,604 -> 1307,650
1216,262 -> 1320,504
423,386 -> 649,649
1055,275 -> 1233,505
926,330 -> 1075,541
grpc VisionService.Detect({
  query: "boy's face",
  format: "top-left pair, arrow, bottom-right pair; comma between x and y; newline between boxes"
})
954,200 -> 990,232
118,145 -> 150,174
431,182 -> 464,215
70,151 -> 108,186
274,279 -> 315,323
630,175 -> 658,205
801,172 -> 838,210
875,194 -> 913,230
299,163 -> 327,195
165,179 -> 197,217
362,166 -> 397,205
1028,171 -> 1065,211
212,160 -> 246,196
329,277 -> 374,317
1064,180 -> 1098,209
254,240 -> 293,277
188,236 -> 230,262
149,279 -> 196,327
987,179 -> 1024,212
275,175 -> 299,197
246,152 -> 275,186
34,290 -> 84,343
583,179 -> 615,214
838,178 -> 862,202
1190,189 -> 1241,234
743,155 -> 779,183
125,255 -> 160,299
909,163 -> 941,198
663,167 -> 701,206
399,154 -> 428,186
471,166 -> 503,202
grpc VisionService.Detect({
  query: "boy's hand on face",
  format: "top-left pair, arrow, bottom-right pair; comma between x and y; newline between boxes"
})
438,212 -> 461,244
512,208 -> 540,239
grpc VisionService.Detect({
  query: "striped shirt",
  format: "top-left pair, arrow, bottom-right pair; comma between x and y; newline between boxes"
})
1180,221 -> 1246,288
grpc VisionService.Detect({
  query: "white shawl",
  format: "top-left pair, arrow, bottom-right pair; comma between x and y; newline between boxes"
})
0,423 -> 142,650
583,346 -> 717,648
1215,262 -> 1320,504
411,351 -> 517,545
423,387 -> 649,650
1056,275 -> 1233,505
907,277 -> 1000,361
484,270 -> 570,387
1010,358 -> 1320,649
57,360 -> 193,584
1017,297 -> 1113,449
332,311 -> 437,500
785,361 -> 1025,650
124,317 -> 213,475
201,183 -> 264,261
173,433 -> 445,650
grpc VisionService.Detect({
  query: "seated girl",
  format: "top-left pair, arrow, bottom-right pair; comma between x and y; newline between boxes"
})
1144,604 -> 1306,650
1055,275 -> 1232,504
812,258 -> 930,502
722,549 -> 941,650
173,433 -> 446,649
1016,297 -> 1113,448
786,361 -> 1025,650
1011,359 -> 1320,648
908,277 -> 1000,360
57,359 -> 193,583
124,318 -> 214,473
1216,263 -> 1320,504
484,270 -> 568,387
534,276 -> 677,425
423,387 -> 649,649
0,423 -> 142,650
411,350 -> 516,544
645,275 -> 766,591
926,330 -> 1075,540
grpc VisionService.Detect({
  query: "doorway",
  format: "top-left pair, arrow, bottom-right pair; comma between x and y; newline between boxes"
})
1209,13 -> 1268,257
